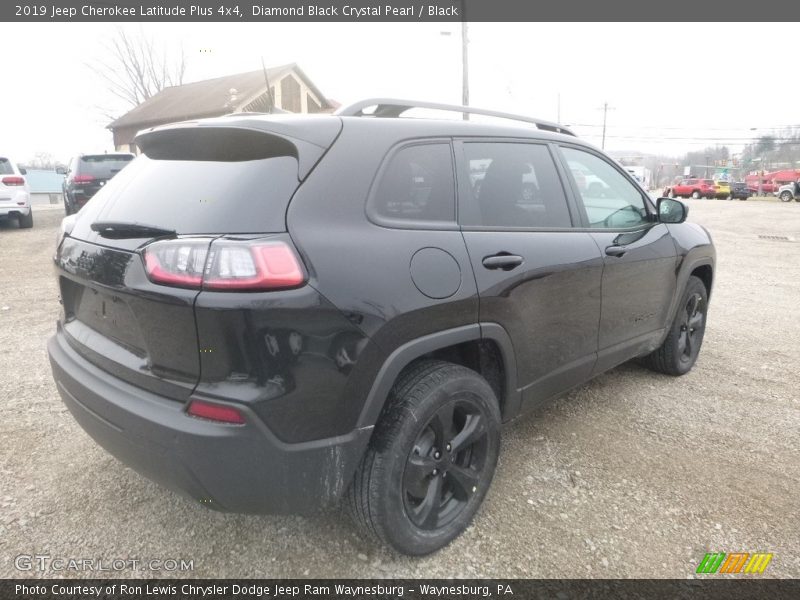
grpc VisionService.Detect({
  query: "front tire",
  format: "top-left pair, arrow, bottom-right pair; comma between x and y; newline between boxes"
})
780,191 -> 792,202
691,190 -> 701,199
643,276 -> 708,376
347,360 -> 501,556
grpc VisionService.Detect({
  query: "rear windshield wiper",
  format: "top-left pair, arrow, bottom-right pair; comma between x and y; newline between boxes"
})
91,221 -> 176,240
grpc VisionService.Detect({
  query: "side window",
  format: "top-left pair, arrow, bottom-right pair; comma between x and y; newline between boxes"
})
560,147 -> 649,229
460,142 -> 571,228
371,143 -> 455,223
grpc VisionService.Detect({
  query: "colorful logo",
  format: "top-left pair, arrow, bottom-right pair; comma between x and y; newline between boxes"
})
696,552 -> 773,574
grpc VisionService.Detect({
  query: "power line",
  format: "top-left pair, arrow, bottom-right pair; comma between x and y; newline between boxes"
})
570,123 -> 800,131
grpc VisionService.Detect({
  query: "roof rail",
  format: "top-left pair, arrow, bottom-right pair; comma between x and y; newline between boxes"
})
335,98 -> 576,137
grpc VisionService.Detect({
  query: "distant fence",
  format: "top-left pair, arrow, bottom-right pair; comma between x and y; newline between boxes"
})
25,169 -> 64,193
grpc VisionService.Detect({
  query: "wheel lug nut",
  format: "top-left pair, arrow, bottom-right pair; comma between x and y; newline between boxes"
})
432,468 -> 438,476
434,451 -> 441,459
446,443 -> 452,452
442,471 -> 447,478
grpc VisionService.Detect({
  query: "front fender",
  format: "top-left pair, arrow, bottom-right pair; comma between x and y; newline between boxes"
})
662,222 -> 716,335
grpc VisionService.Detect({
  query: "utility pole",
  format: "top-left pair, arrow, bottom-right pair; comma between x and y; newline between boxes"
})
461,18 -> 469,119
598,102 -> 615,150
557,92 -> 561,123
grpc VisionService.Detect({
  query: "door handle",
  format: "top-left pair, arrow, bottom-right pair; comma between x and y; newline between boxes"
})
482,253 -> 524,270
605,245 -> 627,257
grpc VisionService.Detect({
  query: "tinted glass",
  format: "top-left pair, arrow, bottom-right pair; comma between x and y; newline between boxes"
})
461,142 -> 571,228
0,158 -> 14,175
79,155 -> 134,178
561,147 -> 649,229
73,154 -> 300,234
372,143 -> 455,222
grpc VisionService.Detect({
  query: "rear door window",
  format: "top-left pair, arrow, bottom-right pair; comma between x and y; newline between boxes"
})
459,142 -> 572,228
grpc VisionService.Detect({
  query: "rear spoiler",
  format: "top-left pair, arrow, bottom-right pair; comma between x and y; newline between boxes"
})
135,115 -> 342,180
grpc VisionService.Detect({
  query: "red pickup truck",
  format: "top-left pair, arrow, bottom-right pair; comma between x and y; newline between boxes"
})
666,178 -> 717,199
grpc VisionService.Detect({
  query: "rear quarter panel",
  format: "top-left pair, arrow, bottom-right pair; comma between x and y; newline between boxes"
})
286,119 -> 480,433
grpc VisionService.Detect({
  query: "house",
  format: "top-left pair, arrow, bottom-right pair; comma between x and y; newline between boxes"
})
107,63 -> 335,152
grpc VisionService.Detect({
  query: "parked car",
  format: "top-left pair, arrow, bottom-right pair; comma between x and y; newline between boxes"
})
744,174 -> 779,195
666,178 -> 717,199
777,181 -> 800,202
48,100 -> 716,555
713,180 -> 731,199
0,155 -> 32,228
63,153 -> 134,215
730,182 -> 752,201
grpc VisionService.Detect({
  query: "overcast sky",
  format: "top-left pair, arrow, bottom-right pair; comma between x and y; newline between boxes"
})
2,22 -> 797,163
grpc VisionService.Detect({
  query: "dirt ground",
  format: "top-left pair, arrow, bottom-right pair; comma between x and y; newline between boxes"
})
0,200 -> 798,578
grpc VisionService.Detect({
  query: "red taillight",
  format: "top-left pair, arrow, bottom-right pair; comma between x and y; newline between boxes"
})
142,238 -> 305,291
72,174 -> 95,184
187,400 -> 245,424
2,176 -> 25,186
204,241 -> 305,290
142,240 -> 208,289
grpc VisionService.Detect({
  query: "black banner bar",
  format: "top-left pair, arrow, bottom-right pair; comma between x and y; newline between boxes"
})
3,0 -> 800,22
4,579 -> 800,600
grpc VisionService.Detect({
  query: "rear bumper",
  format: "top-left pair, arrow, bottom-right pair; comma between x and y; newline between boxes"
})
0,202 -> 31,217
47,330 -> 372,514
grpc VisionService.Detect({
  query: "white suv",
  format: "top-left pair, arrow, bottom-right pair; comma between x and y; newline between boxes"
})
0,156 -> 32,228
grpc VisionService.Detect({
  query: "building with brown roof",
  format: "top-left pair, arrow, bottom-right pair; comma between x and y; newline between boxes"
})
108,63 -> 334,152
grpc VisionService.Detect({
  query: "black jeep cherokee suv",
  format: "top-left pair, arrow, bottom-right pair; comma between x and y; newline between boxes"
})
48,100 -> 715,555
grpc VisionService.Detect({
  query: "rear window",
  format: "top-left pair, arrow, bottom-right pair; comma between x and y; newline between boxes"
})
78,155 -> 133,178
0,158 -> 14,175
74,130 -> 300,235
703,179 -> 715,185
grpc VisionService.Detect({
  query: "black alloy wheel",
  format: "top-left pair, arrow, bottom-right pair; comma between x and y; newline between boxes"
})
677,291 -> 706,366
403,398 -> 489,530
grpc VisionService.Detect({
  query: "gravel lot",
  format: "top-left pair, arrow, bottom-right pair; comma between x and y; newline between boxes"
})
1,201 -> 798,579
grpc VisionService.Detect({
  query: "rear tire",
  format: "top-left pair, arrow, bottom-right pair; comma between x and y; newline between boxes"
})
347,360 -> 501,556
18,210 -> 33,229
643,276 -> 708,376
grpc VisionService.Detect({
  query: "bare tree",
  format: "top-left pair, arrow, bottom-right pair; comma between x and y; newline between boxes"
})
25,152 -> 59,170
89,27 -> 186,113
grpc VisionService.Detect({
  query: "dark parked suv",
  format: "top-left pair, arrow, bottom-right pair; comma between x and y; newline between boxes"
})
48,100 -> 715,555
730,181 -> 753,201
63,153 -> 134,214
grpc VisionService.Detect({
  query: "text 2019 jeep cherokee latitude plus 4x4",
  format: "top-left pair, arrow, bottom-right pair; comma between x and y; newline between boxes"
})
48,100 -> 715,555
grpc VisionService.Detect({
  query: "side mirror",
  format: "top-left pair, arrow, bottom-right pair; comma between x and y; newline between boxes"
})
19,167 -> 27,175
657,197 -> 688,224
55,167 -> 67,175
